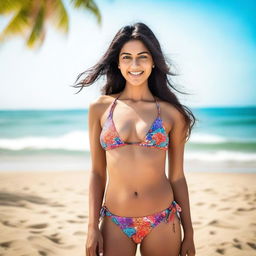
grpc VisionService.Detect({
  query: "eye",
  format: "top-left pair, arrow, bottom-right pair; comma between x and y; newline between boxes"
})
140,55 -> 147,58
122,56 -> 130,59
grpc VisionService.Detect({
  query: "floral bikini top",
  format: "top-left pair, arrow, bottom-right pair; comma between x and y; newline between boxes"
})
100,94 -> 169,151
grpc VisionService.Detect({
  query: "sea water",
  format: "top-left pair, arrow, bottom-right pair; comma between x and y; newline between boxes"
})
0,107 -> 255,172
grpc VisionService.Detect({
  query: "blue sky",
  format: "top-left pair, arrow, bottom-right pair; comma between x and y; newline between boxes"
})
0,0 -> 255,109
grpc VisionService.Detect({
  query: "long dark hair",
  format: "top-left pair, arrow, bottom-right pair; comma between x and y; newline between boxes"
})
72,22 -> 197,142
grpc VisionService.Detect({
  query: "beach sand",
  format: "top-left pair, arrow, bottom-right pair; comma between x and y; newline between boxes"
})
0,170 -> 255,256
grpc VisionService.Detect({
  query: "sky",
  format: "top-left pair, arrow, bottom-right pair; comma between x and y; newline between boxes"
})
0,0 -> 255,109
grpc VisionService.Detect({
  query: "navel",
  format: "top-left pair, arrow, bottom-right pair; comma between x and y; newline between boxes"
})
134,191 -> 138,196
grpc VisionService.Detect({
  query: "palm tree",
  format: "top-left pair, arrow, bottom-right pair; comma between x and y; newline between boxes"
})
0,0 -> 101,49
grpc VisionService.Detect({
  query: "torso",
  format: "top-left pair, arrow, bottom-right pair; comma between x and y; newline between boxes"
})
99,93 -> 175,216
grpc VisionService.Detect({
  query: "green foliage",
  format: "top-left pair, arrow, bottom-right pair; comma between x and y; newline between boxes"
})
0,0 -> 102,49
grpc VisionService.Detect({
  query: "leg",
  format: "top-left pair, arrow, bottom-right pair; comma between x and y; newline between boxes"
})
99,216 -> 138,256
140,214 -> 182,256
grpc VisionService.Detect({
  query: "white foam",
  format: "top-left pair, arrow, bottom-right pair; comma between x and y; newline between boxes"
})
190,133 -> 227,143
0,130 -> 90,151
185,151 -> 256,162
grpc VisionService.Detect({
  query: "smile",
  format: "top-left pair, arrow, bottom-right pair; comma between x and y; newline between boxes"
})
128,71 -> 144,76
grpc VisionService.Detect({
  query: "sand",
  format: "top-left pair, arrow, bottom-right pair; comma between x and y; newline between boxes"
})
0,170 -> 255,256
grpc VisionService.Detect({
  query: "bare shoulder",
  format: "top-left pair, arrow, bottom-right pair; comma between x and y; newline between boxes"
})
89,94 -> 118,113
89,94 -> 116,111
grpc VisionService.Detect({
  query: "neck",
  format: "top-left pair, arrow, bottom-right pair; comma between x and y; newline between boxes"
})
118,86 -> 155,102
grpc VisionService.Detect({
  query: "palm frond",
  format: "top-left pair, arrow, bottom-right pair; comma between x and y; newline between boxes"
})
48,0 -> 69,33
0,0 -> 102,49
70,0 -> 101,24
0,8 -> 30,41
27,1 -> 45,48
0,0 -> 30,14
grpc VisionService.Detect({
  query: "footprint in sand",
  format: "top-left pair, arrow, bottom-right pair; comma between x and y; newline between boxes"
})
67,220 -> 85,224
44,235 -> 62,244
203,188 -> 215,193
236,207 -> 256,212
30,230 -> 44,234
243,193 -> 251,199
73,231 -> 86,236
209,230 -> 216,235
0,191 -> 49,206
77,215 -> 88,219
192,221 -> 202,225
27,223 -> 48,229
208,219 -> 238,229
0,241 -> 12,249
216,248 -> 225,254
50,202 -> 65,207
233,243 -> 242,249
247,242 -> 256,250
1,220 -> 16,227
38,250 -> 47,256
195,202 -> 205,206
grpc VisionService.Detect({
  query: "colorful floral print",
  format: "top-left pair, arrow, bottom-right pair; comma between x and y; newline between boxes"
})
100,96 -> 169,151
99,200 -> 182,244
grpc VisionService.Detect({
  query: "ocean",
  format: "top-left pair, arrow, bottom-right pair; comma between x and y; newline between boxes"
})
0,107 -> 255,172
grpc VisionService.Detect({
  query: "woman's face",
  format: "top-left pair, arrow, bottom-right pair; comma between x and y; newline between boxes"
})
118,40 -> 154,87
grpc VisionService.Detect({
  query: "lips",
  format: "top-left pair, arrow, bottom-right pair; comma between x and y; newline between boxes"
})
128,71 -> 144,77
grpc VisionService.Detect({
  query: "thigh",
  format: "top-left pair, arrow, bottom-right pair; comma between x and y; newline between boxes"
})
140,214 -> 182,256
99,216 -> 137,256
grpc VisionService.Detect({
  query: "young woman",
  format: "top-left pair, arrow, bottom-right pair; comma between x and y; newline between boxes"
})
74,22 -> 196,256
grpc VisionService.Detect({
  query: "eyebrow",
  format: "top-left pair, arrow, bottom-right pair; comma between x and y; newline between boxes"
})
120,51 -> 150,56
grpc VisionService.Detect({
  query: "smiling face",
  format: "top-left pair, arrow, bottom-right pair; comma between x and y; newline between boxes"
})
118,40 -> 154,87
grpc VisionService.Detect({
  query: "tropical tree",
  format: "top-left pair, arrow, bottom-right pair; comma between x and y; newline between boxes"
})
0,0 -> 101,49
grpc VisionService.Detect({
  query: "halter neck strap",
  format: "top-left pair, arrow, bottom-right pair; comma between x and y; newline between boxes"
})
154,96 -> 161,117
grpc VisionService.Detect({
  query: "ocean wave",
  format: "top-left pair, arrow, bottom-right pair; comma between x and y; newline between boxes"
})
186,151 -> 256,162
190,133 -> 256,143
0,131 -> 89,151
0,131 -> 256,154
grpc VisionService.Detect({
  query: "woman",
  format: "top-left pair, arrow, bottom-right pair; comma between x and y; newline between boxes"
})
74,22 -> 196,256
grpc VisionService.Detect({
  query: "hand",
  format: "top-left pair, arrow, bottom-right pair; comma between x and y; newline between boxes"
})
180,236 -> 196,256
85,226 -> 104,256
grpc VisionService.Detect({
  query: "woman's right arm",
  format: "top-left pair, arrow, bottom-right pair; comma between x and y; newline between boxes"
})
86,97 -> 107,255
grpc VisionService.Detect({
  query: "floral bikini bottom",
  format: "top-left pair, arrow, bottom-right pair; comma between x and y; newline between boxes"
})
99,200 -> 182,244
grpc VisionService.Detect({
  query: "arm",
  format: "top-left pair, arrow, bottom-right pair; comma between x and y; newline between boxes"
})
87,98 -> 107,229
167,109 -> 194,238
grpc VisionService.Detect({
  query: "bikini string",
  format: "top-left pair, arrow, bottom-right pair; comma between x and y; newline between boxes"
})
165,203 -> 179,233
99,205 -> 108,223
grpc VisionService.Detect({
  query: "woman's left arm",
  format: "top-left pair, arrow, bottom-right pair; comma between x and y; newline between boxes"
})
167,107 -> 196,255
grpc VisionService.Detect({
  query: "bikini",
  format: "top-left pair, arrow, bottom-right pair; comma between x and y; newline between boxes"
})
100,93 -> 169,150
99,94 -> 182,244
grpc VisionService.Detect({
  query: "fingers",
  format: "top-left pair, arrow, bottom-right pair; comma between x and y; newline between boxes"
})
98,238 -> 104,256
86,243 -> 97,256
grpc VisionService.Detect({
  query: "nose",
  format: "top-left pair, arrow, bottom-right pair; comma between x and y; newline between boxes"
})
131,58 -> 140,68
